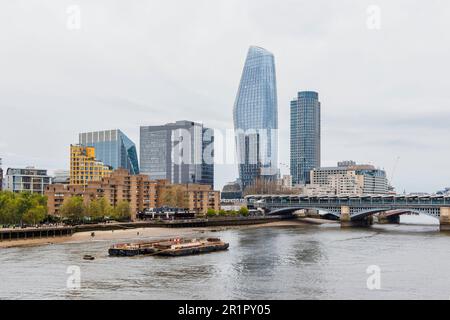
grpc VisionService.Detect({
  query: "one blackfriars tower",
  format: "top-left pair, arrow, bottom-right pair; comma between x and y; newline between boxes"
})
290,91 -> 321,185
233,46 -> 278,191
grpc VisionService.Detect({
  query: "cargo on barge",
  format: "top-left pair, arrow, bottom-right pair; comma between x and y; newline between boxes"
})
108,238 -> 229,257
108,240 -> 161,256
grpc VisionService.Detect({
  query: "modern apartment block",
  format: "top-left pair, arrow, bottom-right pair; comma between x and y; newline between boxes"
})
309,161 -> 389,195
290,91 -> 321,186
140,120 -> 214,187
233,46 -> 279,191
70,145 -> 112,185
46,169 -> 220,219
79,129 -> 139,174
3,167 -> 51,194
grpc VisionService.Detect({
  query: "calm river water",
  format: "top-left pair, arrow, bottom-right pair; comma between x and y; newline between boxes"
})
1,217 -> 450,299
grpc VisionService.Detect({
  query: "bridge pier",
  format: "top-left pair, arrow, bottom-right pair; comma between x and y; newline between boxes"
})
440,207 -> 450,231
340,206 -> 373,228
377,215 -> 400,224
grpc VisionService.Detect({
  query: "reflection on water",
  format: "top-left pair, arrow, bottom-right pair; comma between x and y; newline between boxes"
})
1,223 -> 450,299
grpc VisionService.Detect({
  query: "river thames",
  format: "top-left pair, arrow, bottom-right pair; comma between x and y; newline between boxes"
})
1,217 -> 450,300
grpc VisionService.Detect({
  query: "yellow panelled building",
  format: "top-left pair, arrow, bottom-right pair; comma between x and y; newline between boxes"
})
70,145 -> 112,185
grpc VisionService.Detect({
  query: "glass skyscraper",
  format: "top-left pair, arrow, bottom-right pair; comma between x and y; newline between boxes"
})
290,91 -> 321,185
79,129 -> 139,174
140,121 -> 214,187
233,46 -> 278,191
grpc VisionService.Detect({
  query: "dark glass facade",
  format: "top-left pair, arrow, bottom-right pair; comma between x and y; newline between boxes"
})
290,91 -> 321,185
79,129 -> 139,174
140,121 -> 214,187
233,46 -> 278,190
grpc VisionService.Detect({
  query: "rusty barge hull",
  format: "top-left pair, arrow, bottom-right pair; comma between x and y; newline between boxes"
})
157,243 -> 229,256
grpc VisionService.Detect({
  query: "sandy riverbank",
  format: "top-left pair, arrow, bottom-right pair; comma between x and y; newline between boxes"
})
0,218 -> 333,249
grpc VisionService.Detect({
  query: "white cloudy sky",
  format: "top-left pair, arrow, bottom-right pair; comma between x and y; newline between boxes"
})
0,0 -> 449,193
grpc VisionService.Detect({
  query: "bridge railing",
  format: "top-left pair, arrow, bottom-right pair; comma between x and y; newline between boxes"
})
245,195 -> 450,207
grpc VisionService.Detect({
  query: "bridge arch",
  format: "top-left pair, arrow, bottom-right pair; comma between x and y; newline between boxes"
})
350,208 -> 440,221
268,207 -> 341,219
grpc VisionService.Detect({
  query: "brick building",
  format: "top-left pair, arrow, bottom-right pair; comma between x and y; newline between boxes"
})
46,169 -> 220,220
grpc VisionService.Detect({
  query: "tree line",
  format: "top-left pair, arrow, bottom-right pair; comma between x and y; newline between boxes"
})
59,196 -> 131,223
0,191 -> 48,226
206,207 -> 249,217
0,191 -> 132,227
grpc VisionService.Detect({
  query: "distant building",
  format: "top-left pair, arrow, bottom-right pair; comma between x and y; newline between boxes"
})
437,188 -> 450,195
46,169 -> 220,220
70,145 -> 112,185
79,129 -> 139,174
298,184 -> 335,196
290,91 -> 321,185
279,175 -> 292,188
221,181 -> 243,200
52,170 -> 70,184
3,167 -> 51,194
157,181 -> 220,215
233,46 -> 278,191
140,120 -> 214,187
309,161 -> 389,195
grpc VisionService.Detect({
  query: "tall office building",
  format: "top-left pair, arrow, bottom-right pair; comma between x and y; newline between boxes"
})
233,46 -> 278,191
70,145 -> 112,185
79,129 -> 139,174
290,91 -> 321,185
140,120 -> 214,187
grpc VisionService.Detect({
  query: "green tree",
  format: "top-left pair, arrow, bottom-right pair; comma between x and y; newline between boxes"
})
112,201 -> 131,221
206,208 -> 217,217
238,206 -> 249,217
88,197 -> 111,221
60,196 -> 86,222
0,192 -> 48,226
22,205 -> 47,225
0,192 -> 17,224
159,185 -> 188,209
218,209 -> 226,216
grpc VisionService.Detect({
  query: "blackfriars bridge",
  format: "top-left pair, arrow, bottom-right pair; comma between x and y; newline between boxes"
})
245,194 -> 450,230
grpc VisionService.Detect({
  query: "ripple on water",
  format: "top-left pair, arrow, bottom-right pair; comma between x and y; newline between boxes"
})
1,224 -> 450,299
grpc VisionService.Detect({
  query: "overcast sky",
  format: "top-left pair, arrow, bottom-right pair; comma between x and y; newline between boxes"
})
0,0 -> 449,193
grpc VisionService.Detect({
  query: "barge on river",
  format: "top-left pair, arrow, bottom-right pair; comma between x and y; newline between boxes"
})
108,238 -> 229,257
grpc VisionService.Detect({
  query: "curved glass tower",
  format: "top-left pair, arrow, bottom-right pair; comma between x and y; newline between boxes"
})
233,46 -> 278,190
79,129 -> 139,175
